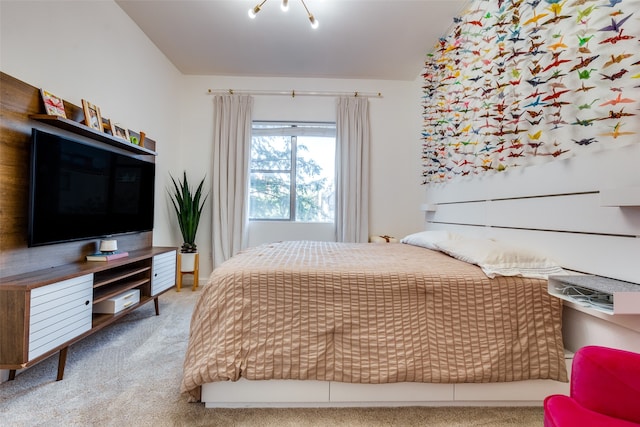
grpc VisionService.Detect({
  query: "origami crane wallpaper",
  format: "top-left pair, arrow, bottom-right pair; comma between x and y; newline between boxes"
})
421,0 -> 639,183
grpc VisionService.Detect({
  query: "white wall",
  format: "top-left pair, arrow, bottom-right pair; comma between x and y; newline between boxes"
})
0,0 -> 182,251
179,75 -> 426,276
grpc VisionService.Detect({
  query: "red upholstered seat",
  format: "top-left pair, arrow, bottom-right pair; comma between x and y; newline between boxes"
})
544,346 -> 640,427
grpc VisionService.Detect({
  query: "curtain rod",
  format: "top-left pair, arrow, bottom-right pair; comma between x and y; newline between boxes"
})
207,88 -> 383,98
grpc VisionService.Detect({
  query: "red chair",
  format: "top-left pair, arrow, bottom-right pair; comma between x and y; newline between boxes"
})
544,345 -> 640,427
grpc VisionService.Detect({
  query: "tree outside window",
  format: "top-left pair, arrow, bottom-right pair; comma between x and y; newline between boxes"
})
249,122 -> 335,222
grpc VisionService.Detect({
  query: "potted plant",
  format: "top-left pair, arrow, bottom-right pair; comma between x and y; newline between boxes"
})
169,171 -> 207,273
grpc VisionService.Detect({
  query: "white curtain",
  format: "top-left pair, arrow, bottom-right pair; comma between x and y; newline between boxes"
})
335,97 -> 370,243
212,95 -> 253,268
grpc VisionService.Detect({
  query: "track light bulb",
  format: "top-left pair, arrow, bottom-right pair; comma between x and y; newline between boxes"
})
309,14 -> 319,29
281,0 -> 289,12
248,3 -> 262,19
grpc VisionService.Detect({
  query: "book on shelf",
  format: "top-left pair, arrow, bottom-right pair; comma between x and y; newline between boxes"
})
86,251 -> 129,262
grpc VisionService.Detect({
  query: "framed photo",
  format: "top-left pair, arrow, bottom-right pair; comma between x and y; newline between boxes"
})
111,122 -> 130,141
82,99 -> 103,132
40,89 -> 66,118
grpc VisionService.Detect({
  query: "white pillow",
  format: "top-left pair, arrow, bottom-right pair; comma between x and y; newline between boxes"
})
400,230 -> 455,250
434,238 -> 566,279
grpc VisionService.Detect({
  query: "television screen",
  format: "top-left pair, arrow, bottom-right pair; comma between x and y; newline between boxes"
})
28,128 -> 155,247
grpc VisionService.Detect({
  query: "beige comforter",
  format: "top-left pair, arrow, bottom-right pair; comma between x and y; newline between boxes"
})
181,241 -> 567,400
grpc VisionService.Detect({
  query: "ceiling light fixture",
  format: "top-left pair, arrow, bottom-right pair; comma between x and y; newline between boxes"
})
248,0 -> 266,18
248,0 -> 319,29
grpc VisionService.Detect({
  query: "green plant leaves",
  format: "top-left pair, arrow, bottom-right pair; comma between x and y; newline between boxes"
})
169,171 -> 207,253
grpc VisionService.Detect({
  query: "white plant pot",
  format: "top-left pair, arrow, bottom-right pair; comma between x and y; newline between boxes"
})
180,252 -> 197,273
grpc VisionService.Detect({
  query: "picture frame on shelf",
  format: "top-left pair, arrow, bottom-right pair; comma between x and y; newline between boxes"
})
101,117 -> 112,134
82,99 -> 103,132
40,89 -> 66,118
111,122 -> 130,141
128,130 -> 146,147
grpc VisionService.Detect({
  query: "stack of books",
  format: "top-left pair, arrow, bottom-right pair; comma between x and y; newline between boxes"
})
86,251 -> 129,262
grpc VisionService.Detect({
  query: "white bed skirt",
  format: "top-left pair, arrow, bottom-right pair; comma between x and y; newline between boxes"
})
201,352 -> 572,408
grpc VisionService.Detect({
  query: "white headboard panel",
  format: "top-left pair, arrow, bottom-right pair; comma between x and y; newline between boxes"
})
424,144 -> 640,284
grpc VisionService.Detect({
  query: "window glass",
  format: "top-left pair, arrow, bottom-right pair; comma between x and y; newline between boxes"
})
249,122 -> 335,222
295,136 -> 335,222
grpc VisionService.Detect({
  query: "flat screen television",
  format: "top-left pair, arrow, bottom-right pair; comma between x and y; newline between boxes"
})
28,128 -> 155,247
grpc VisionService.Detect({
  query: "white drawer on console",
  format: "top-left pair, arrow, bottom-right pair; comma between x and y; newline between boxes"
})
93,288 -> 140,314
28,274 -> 94,360
153,250 -> 176,265
151,250 -> 176,295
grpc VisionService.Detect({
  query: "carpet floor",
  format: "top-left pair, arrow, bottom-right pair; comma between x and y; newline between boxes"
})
0,286 -> 544,426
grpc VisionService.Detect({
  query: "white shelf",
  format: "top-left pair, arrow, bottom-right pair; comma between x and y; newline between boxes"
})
548,275 -> 640,315
600,187 -> 640,207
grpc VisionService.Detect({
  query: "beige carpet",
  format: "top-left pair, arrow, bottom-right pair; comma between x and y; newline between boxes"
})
0,286 -> 544,426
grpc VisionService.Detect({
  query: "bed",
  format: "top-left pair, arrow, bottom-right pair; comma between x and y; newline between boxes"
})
180,239 -> 568,404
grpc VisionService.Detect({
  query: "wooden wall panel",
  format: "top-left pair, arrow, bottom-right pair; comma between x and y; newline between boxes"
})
0,72 -> 153,277
0,73 -> 38,255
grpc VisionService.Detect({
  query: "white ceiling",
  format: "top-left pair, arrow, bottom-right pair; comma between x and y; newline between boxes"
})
115,0 -> 468,81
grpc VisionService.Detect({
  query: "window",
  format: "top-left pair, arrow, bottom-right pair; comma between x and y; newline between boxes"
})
249,121 -> 336,222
